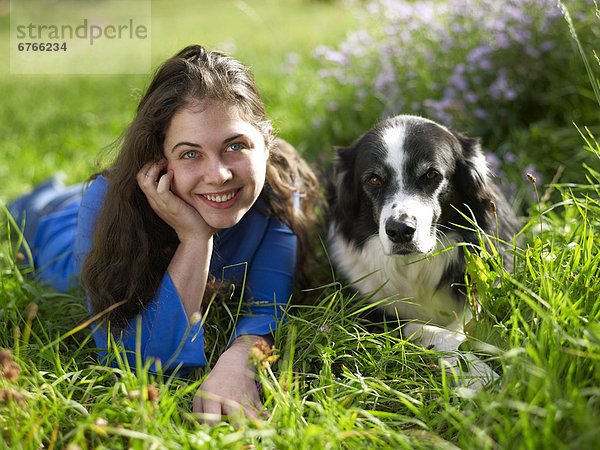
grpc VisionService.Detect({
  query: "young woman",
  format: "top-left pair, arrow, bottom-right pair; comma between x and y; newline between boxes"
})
8,45 -> 320,422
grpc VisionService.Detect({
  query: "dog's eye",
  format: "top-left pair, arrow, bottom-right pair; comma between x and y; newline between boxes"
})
368,175 -> 383,186
425,169 -> 439,181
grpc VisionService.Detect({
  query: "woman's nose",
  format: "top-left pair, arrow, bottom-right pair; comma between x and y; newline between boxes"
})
204,156 -> 232,185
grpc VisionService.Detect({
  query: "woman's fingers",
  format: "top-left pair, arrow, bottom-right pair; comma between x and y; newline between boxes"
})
192,390 -> 263,425
140,159 -> 165,181
192,394 -> 203,414
137,159 -> 167,193
156,169 -> 173,195
202,396 -> 225,425
193,391 -> 226,425
137,160 -> 177,212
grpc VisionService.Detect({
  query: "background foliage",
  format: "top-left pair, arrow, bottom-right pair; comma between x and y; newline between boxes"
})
302,0 -> 599,209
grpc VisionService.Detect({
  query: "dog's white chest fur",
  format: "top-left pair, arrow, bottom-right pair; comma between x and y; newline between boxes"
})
328,225 -> 464,326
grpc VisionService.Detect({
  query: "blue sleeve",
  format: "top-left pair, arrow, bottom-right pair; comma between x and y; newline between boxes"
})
230,218 -> 296,341
91,274 -> 206,373
73,180 -> 101,274
77,176 -> 206,373
32,199 -> 80,291
9,178 -> 87,291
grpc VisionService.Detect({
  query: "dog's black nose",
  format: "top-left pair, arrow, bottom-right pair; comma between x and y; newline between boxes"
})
385,218 -> 416,243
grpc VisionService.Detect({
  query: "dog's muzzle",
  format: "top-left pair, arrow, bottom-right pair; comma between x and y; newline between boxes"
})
385,216 -> 416,244
379,197 -> 437,255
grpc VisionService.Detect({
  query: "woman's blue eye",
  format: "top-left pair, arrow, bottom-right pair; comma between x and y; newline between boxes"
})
182,150 -> 198,159
228,142 -> 244,152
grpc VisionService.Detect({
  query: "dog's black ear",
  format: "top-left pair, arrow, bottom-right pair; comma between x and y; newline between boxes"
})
453,131 -> 490,198
333,144 -> 362,220
452,130 -> 520,256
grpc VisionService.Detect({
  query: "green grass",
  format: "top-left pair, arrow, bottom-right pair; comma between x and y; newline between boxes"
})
2,0 -> 600,448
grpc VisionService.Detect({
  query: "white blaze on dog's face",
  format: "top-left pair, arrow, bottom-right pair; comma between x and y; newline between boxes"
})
363,117 -> 469,255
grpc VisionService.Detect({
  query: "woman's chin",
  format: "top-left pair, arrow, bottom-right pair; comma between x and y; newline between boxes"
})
203,209 -> 249,231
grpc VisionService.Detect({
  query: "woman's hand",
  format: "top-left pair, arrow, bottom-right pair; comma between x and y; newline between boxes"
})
193,335 -> 265,424
137,158 -> 214,242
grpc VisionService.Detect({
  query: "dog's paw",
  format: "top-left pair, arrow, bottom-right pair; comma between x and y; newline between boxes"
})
439,353 -> 499,391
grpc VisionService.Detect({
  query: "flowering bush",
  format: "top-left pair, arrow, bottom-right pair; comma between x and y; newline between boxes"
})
303,0 -> 598,205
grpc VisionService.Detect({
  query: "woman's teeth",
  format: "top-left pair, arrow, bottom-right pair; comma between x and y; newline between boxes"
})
203,191 -> 236,203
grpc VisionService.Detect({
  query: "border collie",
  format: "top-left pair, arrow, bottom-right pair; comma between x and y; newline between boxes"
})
327,115 -> 519,388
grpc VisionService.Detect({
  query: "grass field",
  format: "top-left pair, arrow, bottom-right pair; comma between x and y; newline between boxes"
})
2,0 -> 600,448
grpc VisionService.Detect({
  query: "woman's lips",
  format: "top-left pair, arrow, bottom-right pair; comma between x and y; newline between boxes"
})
197,188 -> 241,209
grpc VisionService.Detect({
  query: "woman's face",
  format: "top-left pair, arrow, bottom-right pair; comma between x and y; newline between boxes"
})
163,101 -> 269,230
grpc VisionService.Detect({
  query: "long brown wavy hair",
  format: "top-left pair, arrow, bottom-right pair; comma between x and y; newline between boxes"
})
81,45 -> 321,331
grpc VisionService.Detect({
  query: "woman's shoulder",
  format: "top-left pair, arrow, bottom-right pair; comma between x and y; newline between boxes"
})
80,174 -> 109,211
88,174 -> 109,190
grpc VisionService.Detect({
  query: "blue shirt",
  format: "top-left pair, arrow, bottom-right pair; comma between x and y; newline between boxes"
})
31,175 -> 297,373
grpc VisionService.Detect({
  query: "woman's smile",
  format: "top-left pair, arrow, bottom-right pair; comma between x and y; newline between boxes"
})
197,188 -> 242,208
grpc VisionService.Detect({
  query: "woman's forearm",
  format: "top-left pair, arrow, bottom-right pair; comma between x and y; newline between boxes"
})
167,237 -> 213,322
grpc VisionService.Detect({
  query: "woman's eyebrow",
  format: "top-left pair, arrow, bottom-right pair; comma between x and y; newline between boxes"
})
170,141 -> 201,153
223,134 -> 244,144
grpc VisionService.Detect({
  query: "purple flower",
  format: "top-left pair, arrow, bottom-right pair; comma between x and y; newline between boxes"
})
504,152 -> 517,164
486,152 -> 506,177
465,92 -> 479,103
505,88 -> 518,101
474,108 -> 488,119
486,152 -> 502,170
489,72 -> 517,101
495,32 -> 511,49
375,72 -> 395,91
466,45 -> 493,64
450,70 -> 469,91
318,323 -> 332,333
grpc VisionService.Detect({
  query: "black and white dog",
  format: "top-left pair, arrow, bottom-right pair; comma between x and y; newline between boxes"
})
327,114 -> 519,388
